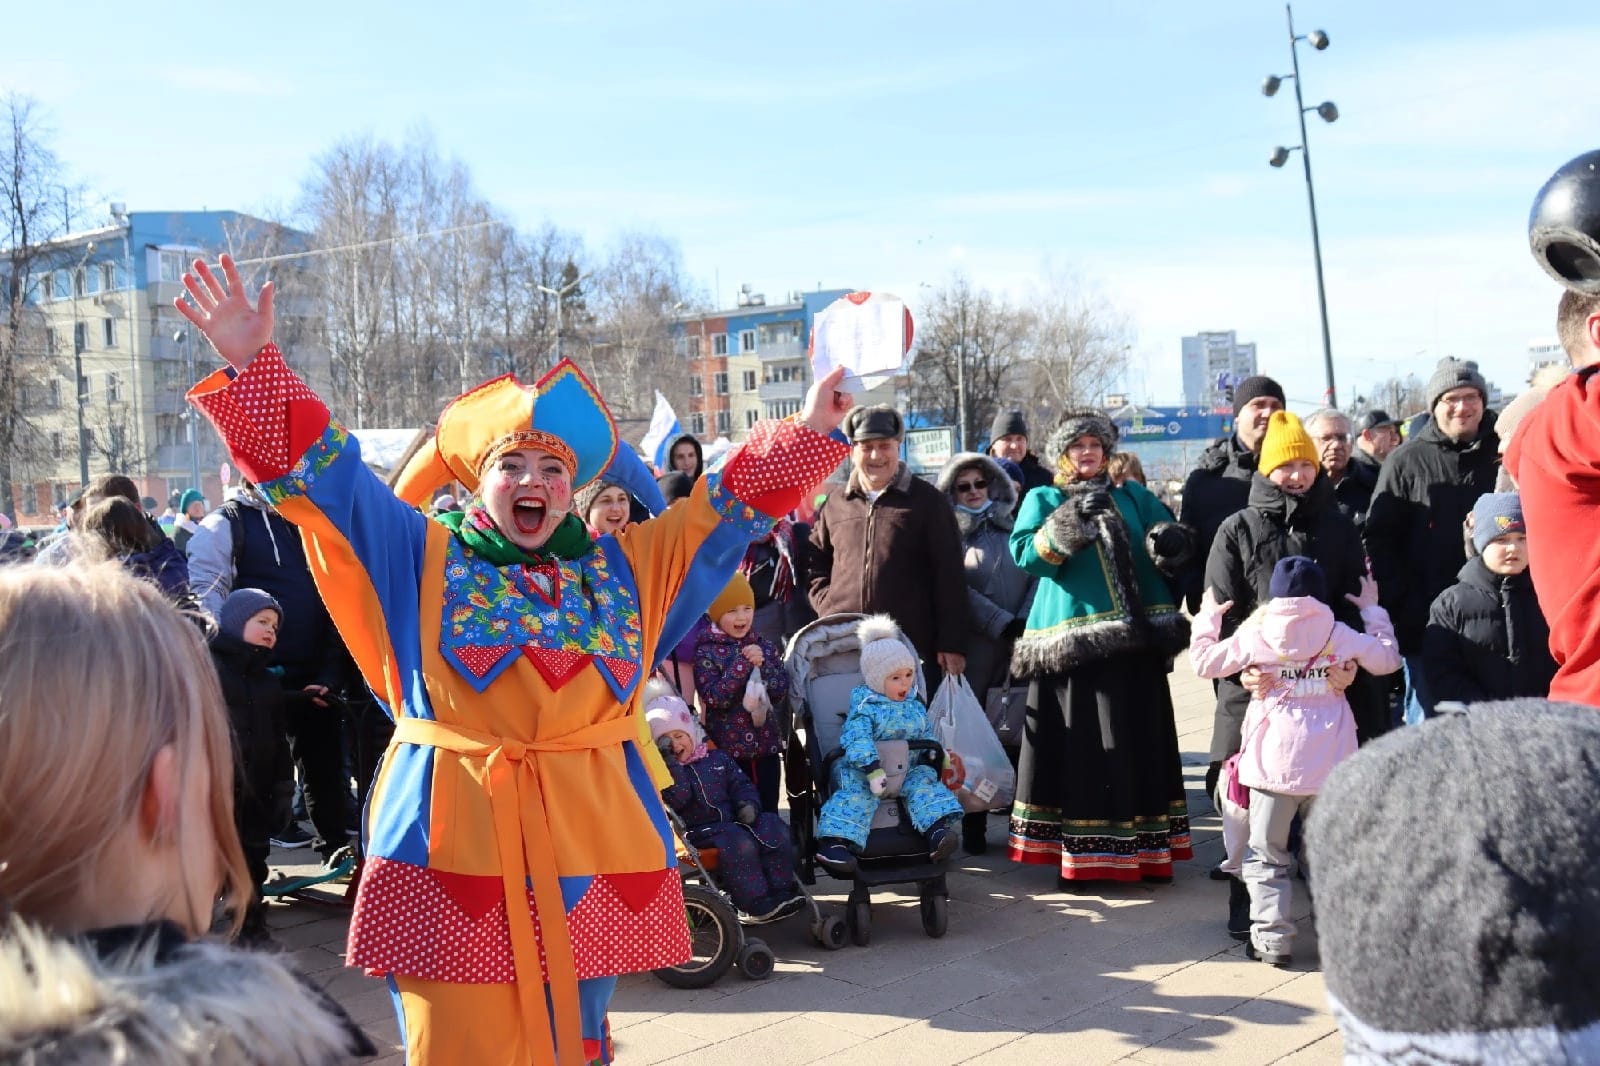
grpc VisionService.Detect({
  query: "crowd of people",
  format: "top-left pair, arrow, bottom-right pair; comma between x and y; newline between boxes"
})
4,149 -> 1600,1063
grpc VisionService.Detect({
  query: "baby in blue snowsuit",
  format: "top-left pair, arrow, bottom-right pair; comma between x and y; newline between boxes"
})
815,615 -> 963,873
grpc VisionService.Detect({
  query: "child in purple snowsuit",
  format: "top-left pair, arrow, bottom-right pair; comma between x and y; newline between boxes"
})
695,574 -> 791,813
646,680 -> 801,920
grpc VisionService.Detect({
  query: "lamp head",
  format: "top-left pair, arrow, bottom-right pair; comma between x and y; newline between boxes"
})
1262,75 -> 1283,97
1529,149 -> 1600,295
1316,101 -> 1340,123
1269,146 -> 1293,168
1308,30 -> 1330,50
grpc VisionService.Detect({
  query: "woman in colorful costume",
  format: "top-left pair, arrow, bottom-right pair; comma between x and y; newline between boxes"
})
176,256 -> 852,1066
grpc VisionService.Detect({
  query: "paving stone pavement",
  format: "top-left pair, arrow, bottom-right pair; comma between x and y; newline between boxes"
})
267,654 -> 1342,1064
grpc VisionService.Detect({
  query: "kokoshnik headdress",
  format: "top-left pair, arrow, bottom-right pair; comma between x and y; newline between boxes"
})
394,359 -> 620,507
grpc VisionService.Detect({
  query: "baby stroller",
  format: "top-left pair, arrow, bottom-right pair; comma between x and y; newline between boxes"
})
785,613 -> 952,946
653,807 -> 845,988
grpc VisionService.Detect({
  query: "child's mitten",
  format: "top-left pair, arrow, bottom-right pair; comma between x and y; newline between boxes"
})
867,768 -> 888,796
735,802 -> 758,825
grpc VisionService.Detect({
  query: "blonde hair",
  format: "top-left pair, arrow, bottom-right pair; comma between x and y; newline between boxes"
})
0,559 -> 249,934
1107,452 -> 1147,487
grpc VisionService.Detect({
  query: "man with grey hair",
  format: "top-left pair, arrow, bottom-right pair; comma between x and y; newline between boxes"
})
1306,408 -> 1376,530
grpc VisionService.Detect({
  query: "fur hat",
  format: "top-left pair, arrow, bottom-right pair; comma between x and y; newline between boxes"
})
219,588 -> 283,642
843,404 -> 905,443
708,573 -> 754,623
1268,555 -> 1327,603
1044,410 -> 1118,464
1231,375 -> 1286,416
1258,411 -> 1319,476
857,614 -> 916,695
642,676 -> 703,746
1425,357 -> 1489,409
1307,700 -> 1600,1057
1471,492 -> 1525,553
988,409 -> 1029,445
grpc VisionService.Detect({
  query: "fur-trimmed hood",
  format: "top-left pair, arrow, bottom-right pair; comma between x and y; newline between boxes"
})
936,453 -> 1019,523
0,919 -> 373,1064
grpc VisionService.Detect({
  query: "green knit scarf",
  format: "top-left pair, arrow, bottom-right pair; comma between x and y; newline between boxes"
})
436,504 -> 593,566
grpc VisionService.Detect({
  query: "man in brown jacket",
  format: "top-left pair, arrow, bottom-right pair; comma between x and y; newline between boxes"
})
808,404 -> 970,684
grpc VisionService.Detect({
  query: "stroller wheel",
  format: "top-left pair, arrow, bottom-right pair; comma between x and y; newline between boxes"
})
919,887 -> 948,939
652,884 -> 739,989
736,937 -> 775,980
813,915 -> 847,951
847,897 -> 871,947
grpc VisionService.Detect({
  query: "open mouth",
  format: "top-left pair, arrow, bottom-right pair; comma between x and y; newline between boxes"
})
512,498 -> 547,535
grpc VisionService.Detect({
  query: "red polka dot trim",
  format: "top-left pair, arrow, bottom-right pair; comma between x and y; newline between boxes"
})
721,419 -> 848,519
348,857 -> 690,984
187,344 -> 328,483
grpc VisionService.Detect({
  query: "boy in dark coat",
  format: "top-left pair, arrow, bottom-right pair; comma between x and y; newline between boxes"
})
208,588 -> 296,943
647,681 -> 800,920
1423,494 -> 1556,706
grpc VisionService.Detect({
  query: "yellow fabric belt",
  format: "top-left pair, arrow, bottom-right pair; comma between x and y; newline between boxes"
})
391,714 -> 639,1066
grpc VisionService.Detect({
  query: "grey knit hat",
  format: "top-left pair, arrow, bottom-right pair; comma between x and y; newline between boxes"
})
1471,492 -> 1525,554
1307,700 -> 1600,1059
988,409 -> 1028,445
219,587 -> 282,642
1044,410 -> 1118,463
1425,357 -> 1488,409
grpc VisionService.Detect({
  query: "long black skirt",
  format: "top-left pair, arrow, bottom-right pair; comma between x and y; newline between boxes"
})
1007,649 -> 1192,882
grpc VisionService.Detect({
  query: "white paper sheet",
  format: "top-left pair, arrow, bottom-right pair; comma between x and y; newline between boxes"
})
811,293 -> 908,392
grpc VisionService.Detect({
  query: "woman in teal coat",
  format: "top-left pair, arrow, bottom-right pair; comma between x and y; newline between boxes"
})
1006,411 -> 1197,885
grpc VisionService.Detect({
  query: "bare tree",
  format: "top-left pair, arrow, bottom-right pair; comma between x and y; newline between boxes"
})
0,94 -> 78,519
584,231 -> 699,420
1020,271 -> 1133,428
1352,374 -> 1428,421
907,276 -> 1034,450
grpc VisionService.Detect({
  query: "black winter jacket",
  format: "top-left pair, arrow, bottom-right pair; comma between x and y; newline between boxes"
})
1423,557 -> 1556,704
1179,436 -> 1260,611
1201,474 -> 1378,756
1363,414 -> 1499,654
1328,460 -> 1378,532
1016,453 -> 1055,494
210,632 -> 297,845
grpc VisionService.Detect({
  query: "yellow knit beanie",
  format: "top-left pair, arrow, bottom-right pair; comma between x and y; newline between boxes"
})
708,573 -> 754,624
1258,411 -> 1319,475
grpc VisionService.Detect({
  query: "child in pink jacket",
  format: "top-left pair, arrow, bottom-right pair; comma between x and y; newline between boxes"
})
1190,555 -> 1401,967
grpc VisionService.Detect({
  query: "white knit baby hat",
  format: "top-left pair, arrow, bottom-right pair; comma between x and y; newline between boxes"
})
857,614 -> 916,695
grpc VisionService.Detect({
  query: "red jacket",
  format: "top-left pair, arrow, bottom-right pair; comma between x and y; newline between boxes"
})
1504,366 -> 1600,708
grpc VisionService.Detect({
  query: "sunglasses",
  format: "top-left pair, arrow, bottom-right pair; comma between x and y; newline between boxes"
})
955,479 -> 988,492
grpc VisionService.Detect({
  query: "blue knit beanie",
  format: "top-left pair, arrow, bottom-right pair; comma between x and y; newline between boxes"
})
219,588 -> 282,641
1268,555 -> 1327,603
178,488 -> 205,513
1472,493 -> 1525,554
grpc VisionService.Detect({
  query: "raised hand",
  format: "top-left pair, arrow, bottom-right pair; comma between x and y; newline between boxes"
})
173,254 -> 275,371
1200,587 -> 1234,616
802,364 -> 853,437
1345,574 -> 1380,612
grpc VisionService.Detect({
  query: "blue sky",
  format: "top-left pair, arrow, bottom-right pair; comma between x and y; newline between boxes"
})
9,0 -> 1597,412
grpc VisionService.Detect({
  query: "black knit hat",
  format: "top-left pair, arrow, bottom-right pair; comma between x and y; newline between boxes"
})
988,409 -> 1029,445
1267,555 -> 1326,602
1231,375 -> 1286,416
1425,357 -> 1488,409
1308,701 -> 1600,1057
1043,410 -> 1118,463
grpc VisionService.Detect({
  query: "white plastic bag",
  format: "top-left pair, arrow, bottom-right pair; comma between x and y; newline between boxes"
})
743,674 -> 771,728
928,673 -> 1017,812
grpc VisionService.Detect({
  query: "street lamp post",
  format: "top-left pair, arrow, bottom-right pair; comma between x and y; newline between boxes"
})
536,274 -> 587,368
69,241 -> 97,487
1263,4 -> 1340,408
174,329 -> 201,490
